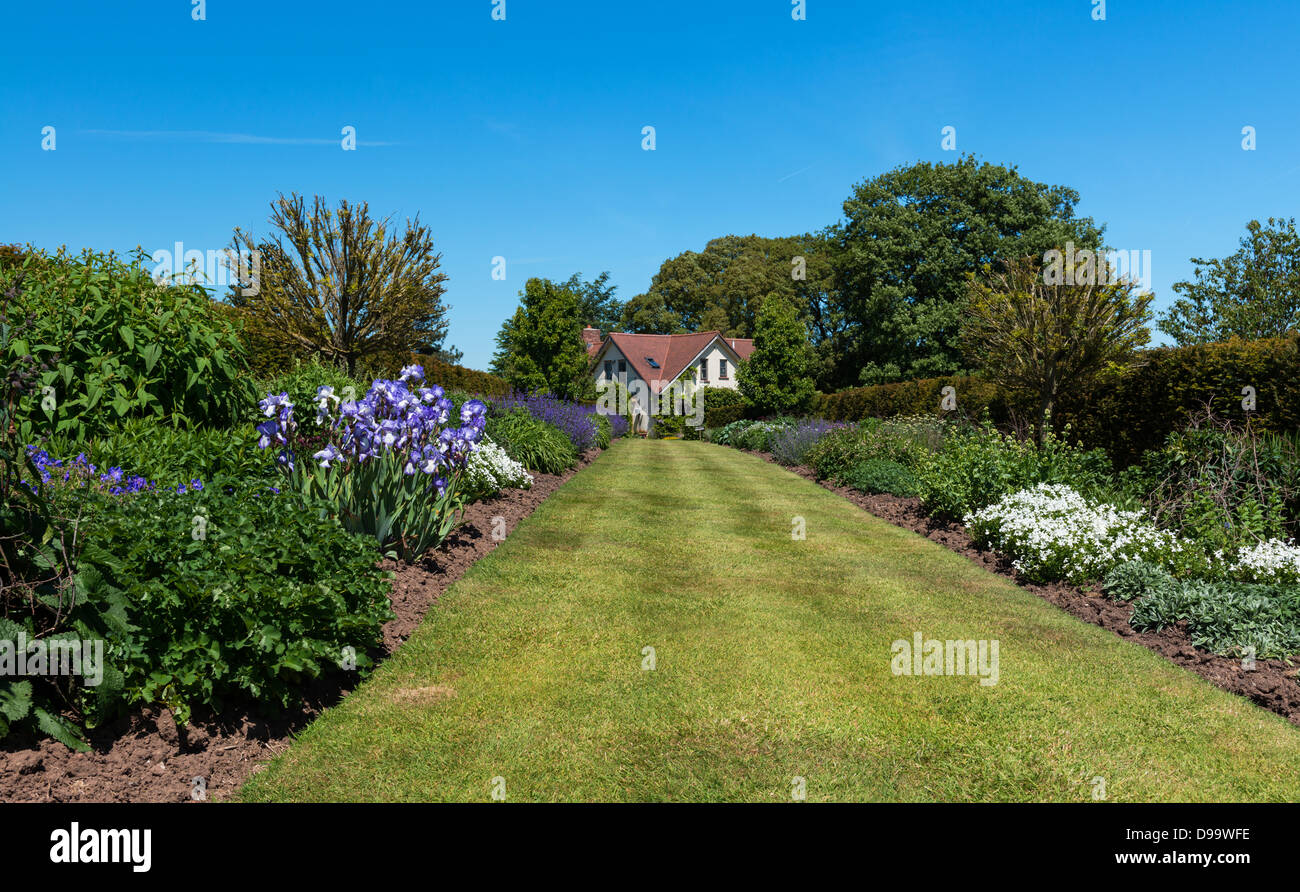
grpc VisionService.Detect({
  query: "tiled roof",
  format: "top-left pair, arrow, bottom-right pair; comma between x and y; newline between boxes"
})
592,330 -> 755,392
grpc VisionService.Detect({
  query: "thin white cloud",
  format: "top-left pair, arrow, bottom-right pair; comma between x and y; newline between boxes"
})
777,164 -> 814,183
82,129 -> 397,146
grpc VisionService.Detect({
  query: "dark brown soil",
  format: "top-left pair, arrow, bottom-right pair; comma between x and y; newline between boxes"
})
0,448 -> 605,803
757,453 -> 1300,728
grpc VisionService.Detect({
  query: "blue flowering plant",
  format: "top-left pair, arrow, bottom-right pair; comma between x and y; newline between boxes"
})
256,364 -> 488,562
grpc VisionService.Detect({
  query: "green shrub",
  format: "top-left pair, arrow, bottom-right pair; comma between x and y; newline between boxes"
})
486,409 -> 577,474
77,480 -> 394,725
712,419 -> 755,446
1104,561 -> 1300,659
814,375 -> 1009,424
0,248 -> 254,443
815,335 -> 1300,466
1059,335 -> 1300,465
805,416 -> 946,482
411,355 -> 511,398
1102,560 -> 1177,602
841,459 -> 920,497
593,413 -> 612,449
915,422 -> 1113,520
735,421 -> 790,452
43,419 -> 272,486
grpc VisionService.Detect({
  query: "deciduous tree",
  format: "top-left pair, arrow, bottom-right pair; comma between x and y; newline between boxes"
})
1159,217 -> 1300,345
228,193 -> 452,376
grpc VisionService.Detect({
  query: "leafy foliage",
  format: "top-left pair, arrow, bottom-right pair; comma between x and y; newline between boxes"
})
485,409 -> 578,475
78,481 -> 393,724
962,254 -> 1153,443
1160,217 -> 1300,345
1105,562 -> 1300,660
491,275 -> 609,399
229,193 -> 454,376
841,459 -> 920,497
837,155 -> 1105,385
914,422 -> 1113,520
0,247 -> 253,442
737,294 -> 816,415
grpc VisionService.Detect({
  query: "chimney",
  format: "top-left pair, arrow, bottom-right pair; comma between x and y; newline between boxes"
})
581,325 -> 603,357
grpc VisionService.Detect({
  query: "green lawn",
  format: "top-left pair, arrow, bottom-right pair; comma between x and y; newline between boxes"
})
239,440 -> 1300,802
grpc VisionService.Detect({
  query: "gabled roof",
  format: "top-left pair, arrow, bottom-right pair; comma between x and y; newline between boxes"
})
590,331 -> 755,392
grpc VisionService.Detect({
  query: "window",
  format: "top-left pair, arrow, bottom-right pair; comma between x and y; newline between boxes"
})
699,360 -> 708,381
604,360 -> 613,379
645,357 -> 660,369
618,359 -> 626,375
719,359 -> 729,379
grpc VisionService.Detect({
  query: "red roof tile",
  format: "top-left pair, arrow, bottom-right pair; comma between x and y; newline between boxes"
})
594,331 -> 754,392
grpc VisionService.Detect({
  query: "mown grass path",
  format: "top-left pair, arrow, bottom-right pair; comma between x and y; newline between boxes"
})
240,440 -> 1300,801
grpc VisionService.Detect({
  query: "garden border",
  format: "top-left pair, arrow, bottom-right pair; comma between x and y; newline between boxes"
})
0,447 -> 610,802
746,450 -> 1300,729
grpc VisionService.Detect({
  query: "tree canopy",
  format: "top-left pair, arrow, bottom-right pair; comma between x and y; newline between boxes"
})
737,294 -> 817,415
490,275 -> 604,399
1159,217 -> 1300,345
836,155 -> 1106,387
228,193 -> 453,376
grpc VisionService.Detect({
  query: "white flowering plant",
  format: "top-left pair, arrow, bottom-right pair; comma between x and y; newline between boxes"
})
965,483 -> 1187,585
1226,538 -> 1300,585
463,437 -> 533,499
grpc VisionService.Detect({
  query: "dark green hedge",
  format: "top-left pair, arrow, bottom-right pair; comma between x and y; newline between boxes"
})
701,386 -> 748,428
411,356 -> 511,398
814,336 -> 1300,465
814,375 -> 1011,424
1057,335 -> 1300,465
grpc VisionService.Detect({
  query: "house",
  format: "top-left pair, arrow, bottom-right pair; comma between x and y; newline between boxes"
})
583,327 -> 754,432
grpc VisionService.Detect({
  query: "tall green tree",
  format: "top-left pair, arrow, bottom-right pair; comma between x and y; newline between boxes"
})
737,294 -> 816,415
837,155 -> 1105,387
622,232 -> 844,388
962,255 -> 1153,445
564,271 -> 622,333
490,277 -> 591,399
228,193 -> 452,376
1159,217 -> 1300,345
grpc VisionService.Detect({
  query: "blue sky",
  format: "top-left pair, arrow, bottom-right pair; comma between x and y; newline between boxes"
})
3,0 -> 1297,370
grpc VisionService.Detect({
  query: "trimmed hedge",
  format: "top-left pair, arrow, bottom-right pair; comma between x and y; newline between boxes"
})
814,375 -> 1009,425
1057,335 -> 1300,465
814,336 -> 1300,465
701,386 -> 748,429
411,356 -> 511,398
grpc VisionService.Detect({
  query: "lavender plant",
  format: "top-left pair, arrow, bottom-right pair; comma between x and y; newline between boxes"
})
771,419 -> 852,466
257,364 -> 487,562
496,392 -> 599,452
